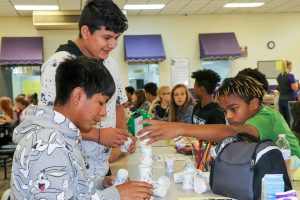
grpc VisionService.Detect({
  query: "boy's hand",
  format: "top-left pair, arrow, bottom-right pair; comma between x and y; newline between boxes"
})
102,175 -> 116,188
127,136 -> 137,153
137,120 -> 182,144
116,181 -> 153,200
100,128 -> 131,147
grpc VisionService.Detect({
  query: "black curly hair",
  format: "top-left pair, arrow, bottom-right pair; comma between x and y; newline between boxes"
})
191,69 -> 221,94
237,68 -> 269,92
79,0 -> 128,37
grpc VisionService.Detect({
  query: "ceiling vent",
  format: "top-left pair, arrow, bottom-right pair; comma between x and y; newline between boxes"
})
33,11 -> 80,30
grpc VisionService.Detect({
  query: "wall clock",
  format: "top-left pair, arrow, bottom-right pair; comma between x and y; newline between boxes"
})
267,41 -> 275,49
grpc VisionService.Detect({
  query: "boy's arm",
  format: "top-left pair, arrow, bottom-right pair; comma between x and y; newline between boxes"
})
138,120 -> 259,144
81,127 -> 129,147
116,105 -> 126,129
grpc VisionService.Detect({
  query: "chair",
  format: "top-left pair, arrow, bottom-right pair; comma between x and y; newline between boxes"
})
0,155 -> 10,179
1,189 -> 10,200
288,101 -> 300,142
0,143 -> 15,180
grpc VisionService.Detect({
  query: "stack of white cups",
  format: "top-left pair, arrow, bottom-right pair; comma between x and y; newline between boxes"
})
139,144 -> 153,184
114,169 -> 129,186
138,133 -> 171,197
173,160 -> 197,190
194,171 -> 210,194
153,176 -> 171,197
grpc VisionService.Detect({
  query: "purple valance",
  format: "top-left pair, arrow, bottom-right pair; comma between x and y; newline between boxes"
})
0,37 -> 44,66
124,35 -> 166,62
199,32 -> 241,60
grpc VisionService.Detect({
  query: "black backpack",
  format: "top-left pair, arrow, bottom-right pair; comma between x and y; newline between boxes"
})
209,133 -> 292,200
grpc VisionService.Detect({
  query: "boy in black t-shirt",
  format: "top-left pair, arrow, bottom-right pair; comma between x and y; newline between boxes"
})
191,69 -> 226,125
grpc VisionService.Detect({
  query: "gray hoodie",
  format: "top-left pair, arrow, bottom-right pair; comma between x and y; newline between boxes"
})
10,105 -> 120,200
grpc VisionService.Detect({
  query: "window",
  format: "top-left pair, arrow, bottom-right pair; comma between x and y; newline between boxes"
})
128,63 -> 160,89
201,60 -> 231,82
12,66 -> 41,98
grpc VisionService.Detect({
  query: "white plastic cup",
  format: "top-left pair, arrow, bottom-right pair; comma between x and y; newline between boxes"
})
138,131 -> 152,146
193,176 -> 208,194
184,165 -> 196,174
120,137 -> 133,153
200,172 -> 210,186
140,146 -> 153,165
173,171 -> 184,183
114,169 -> 129,186
153,183 -> 168,197
183,160 -> 196,173
139,164 -> 153,184
182,172 -> 194,190
183,160 -> 195,168
157,176 -> 171,188
165,159 -> 175,173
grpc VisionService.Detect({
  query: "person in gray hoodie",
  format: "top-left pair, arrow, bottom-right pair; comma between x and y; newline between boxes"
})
10,57 -> 153,200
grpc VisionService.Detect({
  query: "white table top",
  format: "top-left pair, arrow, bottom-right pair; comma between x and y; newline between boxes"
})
110,141 -> 300,200
111,142 -> 233,199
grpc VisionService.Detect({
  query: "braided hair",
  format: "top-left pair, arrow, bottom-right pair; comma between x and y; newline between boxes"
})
216,75 -> 265,104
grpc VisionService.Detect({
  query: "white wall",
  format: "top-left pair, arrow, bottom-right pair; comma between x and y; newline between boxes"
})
1,13 -> 300,87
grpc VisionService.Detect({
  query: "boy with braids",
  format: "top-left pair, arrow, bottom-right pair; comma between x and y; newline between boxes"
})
138,75 -> 300,158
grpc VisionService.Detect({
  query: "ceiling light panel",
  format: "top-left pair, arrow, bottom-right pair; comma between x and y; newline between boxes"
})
14,5 -> 59,10
224,3 -> 265,8
124,4 -> 165,10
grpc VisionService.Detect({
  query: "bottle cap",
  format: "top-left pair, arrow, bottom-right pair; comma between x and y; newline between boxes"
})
117,169 -> 129,178
279,134 -> 286,138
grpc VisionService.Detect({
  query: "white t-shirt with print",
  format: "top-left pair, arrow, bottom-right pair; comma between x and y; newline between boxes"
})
40,52 -> 127,176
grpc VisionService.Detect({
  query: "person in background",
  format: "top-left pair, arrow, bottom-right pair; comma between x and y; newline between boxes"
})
0,97 -> 18,145
149,86 -> 171,121
28,93 -> 38,105
40,0 -> 132,177
138,76 -> 300,158
15,95 -> 29,119
168,84 -> 196,124
237,68 -> 269,92
296,80 -> 300,101
237,68 -> 276,108
277,60 -> 298,126
144,82 -> 158,103
191,69 -> 226,125
0,97 -> 18,125
131,89 -> 150,112
124,86 -> 135,108
11,57 -> 152,200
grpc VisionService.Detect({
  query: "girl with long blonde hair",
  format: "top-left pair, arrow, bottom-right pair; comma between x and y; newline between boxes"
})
168,84 -> 196,123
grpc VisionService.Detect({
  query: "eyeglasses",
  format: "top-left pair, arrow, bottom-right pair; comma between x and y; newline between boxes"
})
162,92 -> 170,95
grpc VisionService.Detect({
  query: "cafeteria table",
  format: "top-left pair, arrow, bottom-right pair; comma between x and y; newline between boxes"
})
110,140 -> 300,200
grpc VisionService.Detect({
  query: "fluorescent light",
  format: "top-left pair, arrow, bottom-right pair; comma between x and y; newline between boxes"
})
224,3 -> 264,8
124,4 -> 165,10
15,5 -> 59,11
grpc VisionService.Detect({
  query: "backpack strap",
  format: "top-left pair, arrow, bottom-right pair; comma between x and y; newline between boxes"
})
237,132 -> 259,142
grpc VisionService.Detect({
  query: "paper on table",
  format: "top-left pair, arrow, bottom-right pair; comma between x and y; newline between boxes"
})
177,197 -> 234,200
153,153 -> 188,161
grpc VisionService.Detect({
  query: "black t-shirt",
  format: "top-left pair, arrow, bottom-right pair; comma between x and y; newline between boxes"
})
192,102 -> 226,125
153,102 -> 168,121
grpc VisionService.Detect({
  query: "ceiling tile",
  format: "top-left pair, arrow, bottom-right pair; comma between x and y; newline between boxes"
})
0,0 -> 299,17
58,0 -> 81,10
